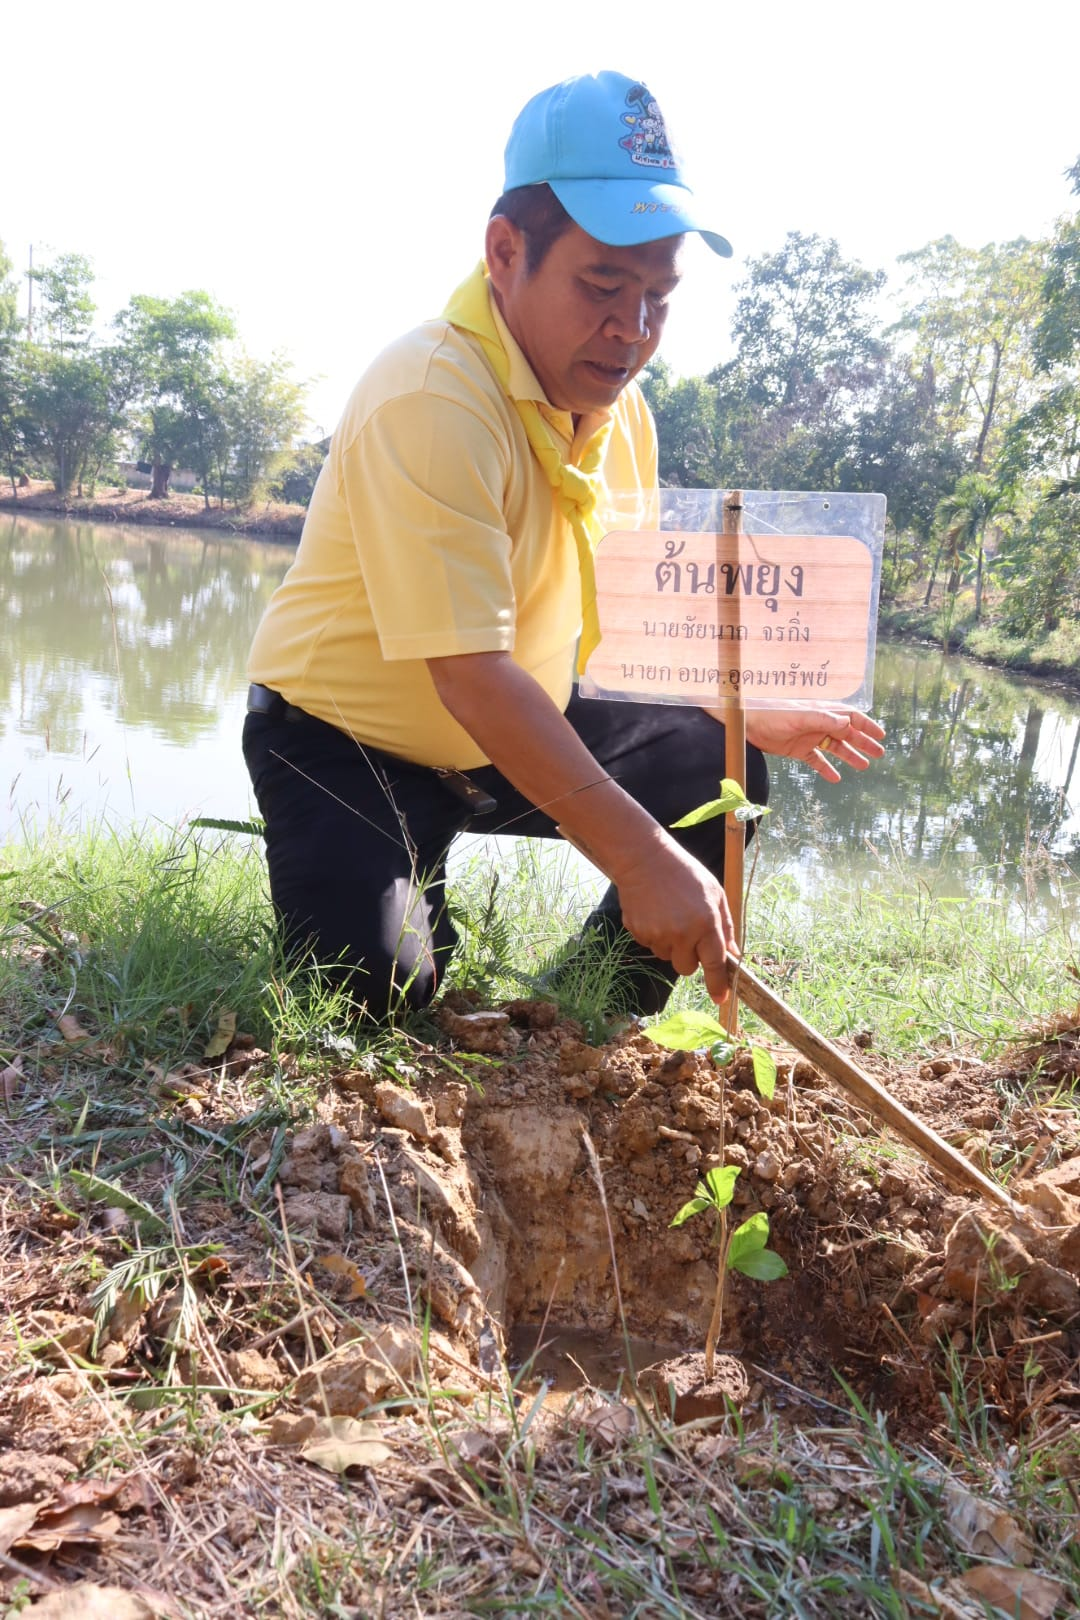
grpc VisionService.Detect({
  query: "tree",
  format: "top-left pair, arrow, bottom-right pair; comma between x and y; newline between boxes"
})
115,291 -> 236,498
996,496 -> 1080,635
0,239 -> 26,496
222,352 -> 307,506
893,236 -> 1046,474
16,253 -> 129,497
1034,157 -> 1080,372
729,232 -> 886,412
270,437 -> 330,507
20,347 -> 127,497
715,232 -> 887,490
639,359 -> 722,486
28,252 -> 96,353
934,472 -> 1016,622
845,357 -> 966,596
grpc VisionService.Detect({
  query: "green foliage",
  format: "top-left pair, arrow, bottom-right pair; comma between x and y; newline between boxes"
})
727,1209 -> 789,1279
1034,156 -> 1080,371
670,1163 -> 739,1226
269,437 -> 328,506
751,1045 -> 777,1101
19,344 -> 128,497
671,776 -> 769,828
644,1007 -> 778,1104
644,1007 -> 726,1050
114,290 -> 237,499
224,351 -> 307,506
29,252 -> 96,352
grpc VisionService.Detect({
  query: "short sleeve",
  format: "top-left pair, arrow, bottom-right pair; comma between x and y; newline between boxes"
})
339,392 -> 516,662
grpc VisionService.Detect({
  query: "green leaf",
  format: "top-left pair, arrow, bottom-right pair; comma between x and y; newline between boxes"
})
670,777 -> 749,829
709,1039 -> 738,1067
670,1195 -> 711,1228
703,1164 -> 739,1209
751,1045 -> 777,1101
644,1009 -> 726,1051
728,1210 -> 770,1263
731,1248 -> 789,1281
190,817 -> 266,837
68,1170 -> 167,1234
671,798 -> 730,829
733,801 -> 770,823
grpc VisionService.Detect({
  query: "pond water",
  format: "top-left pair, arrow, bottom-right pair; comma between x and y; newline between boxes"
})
3,512 -> 1080,909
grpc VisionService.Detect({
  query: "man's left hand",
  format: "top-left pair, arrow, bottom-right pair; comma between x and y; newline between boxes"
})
742,708 -> 886,784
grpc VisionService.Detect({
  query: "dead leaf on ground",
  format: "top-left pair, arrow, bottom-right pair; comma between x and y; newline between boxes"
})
944,1482 -> 1034,1563
958,1564 -> 1065,1620
203,1010 -> 237,1061
25,1582 -> 156,1619
15,1503 -> 123,1551
316,1254 -> 367,1299
2,1054 -> 24,1103
582,1401 -> 637,1448
0,1501 -> 40,1555
51,1012 -> 93,1046
147,1060 -> 208,1101
892,1568 -> 972,1620
298,1416 -> 391,1476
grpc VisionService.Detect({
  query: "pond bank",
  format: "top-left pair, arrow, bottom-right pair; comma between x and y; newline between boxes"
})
0,482 -> 305,540
880,601 -> 1080,697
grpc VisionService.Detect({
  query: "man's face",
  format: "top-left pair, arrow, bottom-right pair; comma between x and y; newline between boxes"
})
486,219 -> 684,414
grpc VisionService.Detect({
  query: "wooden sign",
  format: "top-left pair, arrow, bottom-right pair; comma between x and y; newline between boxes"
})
584,530 -> 875,707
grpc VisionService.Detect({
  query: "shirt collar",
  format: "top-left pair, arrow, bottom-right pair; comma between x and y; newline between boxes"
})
487,286 -> 613,456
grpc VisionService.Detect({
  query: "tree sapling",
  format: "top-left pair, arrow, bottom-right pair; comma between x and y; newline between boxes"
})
670,1165 -> 787,1381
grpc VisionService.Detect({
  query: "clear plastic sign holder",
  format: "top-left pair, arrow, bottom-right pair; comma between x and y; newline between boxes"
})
580,488 -> 885,712
578,488 -> 886,1010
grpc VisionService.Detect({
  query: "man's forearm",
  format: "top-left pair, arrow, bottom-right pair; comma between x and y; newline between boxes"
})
426,651 -> 665,882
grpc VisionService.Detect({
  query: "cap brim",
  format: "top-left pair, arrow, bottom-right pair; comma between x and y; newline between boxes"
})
550,177 -> 732,258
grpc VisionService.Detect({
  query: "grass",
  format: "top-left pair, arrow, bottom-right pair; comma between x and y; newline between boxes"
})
2,822 -> 1080,1615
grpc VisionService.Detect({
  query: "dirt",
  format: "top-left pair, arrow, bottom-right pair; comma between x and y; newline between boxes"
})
0,480 -> 304,539
4,992 -> 1080,1608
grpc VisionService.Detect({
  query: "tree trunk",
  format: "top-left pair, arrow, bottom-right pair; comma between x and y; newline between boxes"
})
972,341 -> 1001,472
149,461 -> 172,500
973,531 -> 985,622
923,542 -> 942,607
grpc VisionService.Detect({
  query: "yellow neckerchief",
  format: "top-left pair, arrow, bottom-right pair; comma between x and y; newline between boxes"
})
443,263 -> 613,675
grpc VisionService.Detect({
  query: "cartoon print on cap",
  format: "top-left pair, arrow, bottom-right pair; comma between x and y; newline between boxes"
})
619,82 -> 677,171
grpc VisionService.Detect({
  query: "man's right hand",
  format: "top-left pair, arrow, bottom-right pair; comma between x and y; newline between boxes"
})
608,832 -> 737,1005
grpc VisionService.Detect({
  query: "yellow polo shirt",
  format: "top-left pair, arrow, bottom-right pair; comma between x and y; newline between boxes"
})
247,292 -> 658,770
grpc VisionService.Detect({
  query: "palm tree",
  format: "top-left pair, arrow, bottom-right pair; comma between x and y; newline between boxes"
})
934,472 -> 1016,623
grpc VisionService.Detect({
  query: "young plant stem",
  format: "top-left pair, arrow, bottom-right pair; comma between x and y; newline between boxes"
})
705,1207 -> 729,1383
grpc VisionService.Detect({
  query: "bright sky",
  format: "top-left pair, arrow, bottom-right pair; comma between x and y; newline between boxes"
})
5,0 -> 1079,437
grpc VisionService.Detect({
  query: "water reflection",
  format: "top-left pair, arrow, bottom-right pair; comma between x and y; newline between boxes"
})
3,515 -> 1079,909
765,643 -> 1080,899
1,513 -> 292,831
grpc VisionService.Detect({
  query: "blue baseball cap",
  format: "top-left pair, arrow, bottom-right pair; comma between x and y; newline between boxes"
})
503,71 -> 732,258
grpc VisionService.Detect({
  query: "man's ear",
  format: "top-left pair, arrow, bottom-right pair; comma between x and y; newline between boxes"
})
485,215 -> 527,295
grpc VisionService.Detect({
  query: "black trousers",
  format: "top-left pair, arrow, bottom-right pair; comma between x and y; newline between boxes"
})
242,691 -> 768,1020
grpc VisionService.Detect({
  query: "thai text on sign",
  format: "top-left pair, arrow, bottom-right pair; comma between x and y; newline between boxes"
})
583,531 -> 875,706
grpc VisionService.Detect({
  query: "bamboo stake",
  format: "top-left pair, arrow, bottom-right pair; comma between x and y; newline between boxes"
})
721,490 -> 746,1025
733,959 -> 1017,1212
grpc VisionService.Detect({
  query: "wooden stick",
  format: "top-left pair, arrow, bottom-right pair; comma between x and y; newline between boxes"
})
733,959 -> 1017,1212
721,490 -> 746,1022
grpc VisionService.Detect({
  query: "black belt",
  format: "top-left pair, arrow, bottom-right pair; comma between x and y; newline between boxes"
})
245,683 -> 498,815
246,683 -> 311,723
